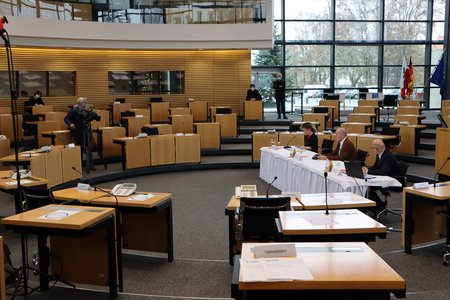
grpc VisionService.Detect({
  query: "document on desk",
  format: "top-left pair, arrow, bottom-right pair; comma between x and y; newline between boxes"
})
240,258 -> 313,282
38,209 -> 80,220
5,179 -> 34,185
127,194 -> 155,201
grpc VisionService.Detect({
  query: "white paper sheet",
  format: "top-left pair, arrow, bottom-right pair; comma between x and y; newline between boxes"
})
38,209 -> 80,220
240,257 -> 314,282
127,194 -> 155,201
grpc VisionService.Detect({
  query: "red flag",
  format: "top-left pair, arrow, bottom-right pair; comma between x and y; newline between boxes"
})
400,56 -> 413,99
407,57 -> 415,98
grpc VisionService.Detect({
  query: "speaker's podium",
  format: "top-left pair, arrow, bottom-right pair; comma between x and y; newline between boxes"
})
244,100 -> 263,120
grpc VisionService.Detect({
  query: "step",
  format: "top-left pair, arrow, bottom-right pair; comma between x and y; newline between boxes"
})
394,153 -> 435,166
417,143 -> 436,151
221,137 -> 251,144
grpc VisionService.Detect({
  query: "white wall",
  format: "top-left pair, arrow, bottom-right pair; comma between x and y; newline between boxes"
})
5,7 -> 273,50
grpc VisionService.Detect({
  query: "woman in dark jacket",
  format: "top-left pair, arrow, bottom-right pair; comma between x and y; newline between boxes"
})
301,122 -> 318,152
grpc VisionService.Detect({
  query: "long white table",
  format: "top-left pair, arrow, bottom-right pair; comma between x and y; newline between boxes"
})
260,147 -> 401,195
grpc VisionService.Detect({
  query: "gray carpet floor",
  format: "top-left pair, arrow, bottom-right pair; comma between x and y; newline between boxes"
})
2,167 -> 450,299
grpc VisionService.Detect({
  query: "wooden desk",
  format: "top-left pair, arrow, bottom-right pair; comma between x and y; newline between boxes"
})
32,105 -> 53,115
244,101 -> 263,120
347,113 -> 376,128
169,107 -> 191,115
52,187 -> 108,204
113,137 -> 151,170
1,205 -> 118,298
278,132 -> 305,148
142,124 -> 173,135
111,103 -> 132,125
0,138 -> 10,170
252,132 -> 278,161
356,134 -> 396,166
170,114 -> 194,134
358,100 -> 381,107
391,124 -> 426,156
91,109 -> 110,128
341,122 -> 372,134
353,106 -> 379,124
0,107 -> 10,114
303,113 -> 328,132
44,112 -> 65,130
298,192 -> 375,210
0,236 -> 5,300
398,100 -> 423,107
130,108 -> 150,119
233,242 -> 406,300
436,128 -> 450,178
215,113 -> 237,137
91,192 -> 174,262
93,126 -> 126,159
150,102 -> 170,123
194,122 -> 220,149
122,116 -> 150,137
319,99 -> 340,122
210,106 -> 231,118
442,107 -> 450,117
150,135 -> 175,166
278,209 -> 386,242
403,183 -> 450,254
312,106 -> 334,128
189,101 -> 208,122
175,134 -> 201,164
41,130 -> 74,146
26,120 -> 60,146
394,114 -> 426,125
0,114 -> 23,141
397,106 -> 421,115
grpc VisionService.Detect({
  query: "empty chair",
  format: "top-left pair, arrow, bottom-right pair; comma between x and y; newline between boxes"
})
376,161 -> 409,225
150,97 -> 163,102
381,126 -> 401,149
238,197 -> 291,241
216,107 -> 232,114
321,139 -> 334,154
141,127 -> 159,135
21,186 -> 54,211
357,149 -> 369,165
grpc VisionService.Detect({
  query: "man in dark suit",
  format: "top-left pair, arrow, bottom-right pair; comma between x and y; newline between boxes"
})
273,73 -> 287,119
319,128 -> 357,161
362,139 -> 401,215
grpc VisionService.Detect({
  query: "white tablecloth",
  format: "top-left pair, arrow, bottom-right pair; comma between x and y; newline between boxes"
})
259,147 -> 401,196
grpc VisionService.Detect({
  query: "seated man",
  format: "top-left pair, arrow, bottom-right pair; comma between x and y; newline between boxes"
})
318,128 -> 357,161
362,139 -> 401,214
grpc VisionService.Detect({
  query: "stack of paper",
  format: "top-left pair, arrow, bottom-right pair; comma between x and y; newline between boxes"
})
240,258 -> 313,282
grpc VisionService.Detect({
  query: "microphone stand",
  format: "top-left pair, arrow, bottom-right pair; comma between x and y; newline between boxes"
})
324,171 -> 329,215
434,157 -> 450,187
284,136 -> 296,149
266,176 -> 278,198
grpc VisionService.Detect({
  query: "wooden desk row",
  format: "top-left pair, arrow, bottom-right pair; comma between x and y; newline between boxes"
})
113,134 -> 201,170
0,146 -> 82,187
252,131 -> 395,166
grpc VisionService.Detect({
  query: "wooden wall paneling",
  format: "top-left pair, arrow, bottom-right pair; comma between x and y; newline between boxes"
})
185,50 -> 215,104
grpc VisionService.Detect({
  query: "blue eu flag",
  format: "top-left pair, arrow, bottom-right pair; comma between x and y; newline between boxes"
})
430,55 -> 446,97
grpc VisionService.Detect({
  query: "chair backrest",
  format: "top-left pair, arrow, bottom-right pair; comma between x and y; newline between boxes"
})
141,127 -> 159,135
312,107 -> 329,114
21,186 -> 54,211
321,139 -> 334,154
150,97 -> 163,103
381,126 -> 401,149
393,160 -> 409,188
357,149 -> 369,164
115,98 -> 126,103
216,107 -> 232,114
120,111 -> 135,118
240,197 -> 291,240
383,95 -> 398,107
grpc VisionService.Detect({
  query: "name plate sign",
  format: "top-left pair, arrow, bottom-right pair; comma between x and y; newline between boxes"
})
254,243 -> 297,258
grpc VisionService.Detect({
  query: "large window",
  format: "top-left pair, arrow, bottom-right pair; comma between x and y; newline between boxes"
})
252,0 -> 446,109
0,71 -> 76,97
108,71 -> 185,95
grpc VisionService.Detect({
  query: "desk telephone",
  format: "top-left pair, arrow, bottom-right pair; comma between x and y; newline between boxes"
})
111,183 -> 137,196
235,185 -> 257,198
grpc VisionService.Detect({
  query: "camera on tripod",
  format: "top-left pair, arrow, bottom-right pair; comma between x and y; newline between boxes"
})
79,110 -> 100,123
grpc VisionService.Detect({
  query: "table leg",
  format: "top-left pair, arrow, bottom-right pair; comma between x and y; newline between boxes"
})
115,211 -> 123,292
106,216 -> 118,299
404,193 -> 413,254
166,202 -> 174,262
228,212 -> 235,265
37,234 -> 49,290
120,144 -> 126,171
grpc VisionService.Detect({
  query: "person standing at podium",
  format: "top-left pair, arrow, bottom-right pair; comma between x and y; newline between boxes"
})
301,122 -> 318,152
246,84 -> 262,100
273,73 -> 287,119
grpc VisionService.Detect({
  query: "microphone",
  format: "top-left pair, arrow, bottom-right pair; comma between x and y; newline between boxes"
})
284,136 -> 296,149
434,156 -> 450,187
72,166 -> 98,191
266,176 -> 278,198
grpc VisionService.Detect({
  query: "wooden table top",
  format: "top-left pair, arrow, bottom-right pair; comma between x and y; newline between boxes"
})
0,170 -> 48,190
403,182 -> 450,200
90,192 -> 172,208
52,187 -> 109,203
1,204 -> 115,230
298,192 -> 375,210
279,209 -> 386,235
239,242 -> 405,290
390,124 -> 427,129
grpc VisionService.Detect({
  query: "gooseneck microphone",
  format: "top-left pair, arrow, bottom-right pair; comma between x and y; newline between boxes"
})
266,176 -> 278,198
434,156 -> 450,187
72,166 -> 98,191
284,136 -> 296,149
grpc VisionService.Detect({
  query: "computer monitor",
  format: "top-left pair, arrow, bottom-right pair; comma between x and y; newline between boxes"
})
437,113 -> 448,128
115,98 -> 125,103
325,94 -> 339,100
150,97 -> 163,103
312,106 -> 329,114
344,161 -> 366,179
383,95 -> 398,107
141,127 -> 159,135
323,88 -> 334,95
